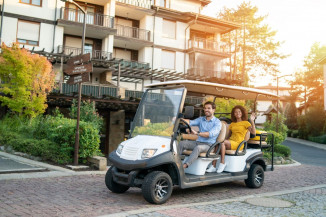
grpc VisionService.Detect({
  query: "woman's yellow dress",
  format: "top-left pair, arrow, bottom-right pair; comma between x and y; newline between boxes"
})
229,121 -> 251,150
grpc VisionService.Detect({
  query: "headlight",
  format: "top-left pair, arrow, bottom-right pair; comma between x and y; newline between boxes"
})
116,144 -> 124,155
141,149 -> 157,159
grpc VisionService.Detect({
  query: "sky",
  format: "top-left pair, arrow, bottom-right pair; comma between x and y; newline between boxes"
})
202,0 -> 326,86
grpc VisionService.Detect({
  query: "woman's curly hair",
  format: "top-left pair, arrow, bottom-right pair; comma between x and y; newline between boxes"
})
231,105 -> 248,122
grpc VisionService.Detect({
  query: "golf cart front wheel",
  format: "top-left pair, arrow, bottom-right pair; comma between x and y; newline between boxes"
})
105,166 -> 130,193
245,164 -> 264,188
142,171 -> 173,204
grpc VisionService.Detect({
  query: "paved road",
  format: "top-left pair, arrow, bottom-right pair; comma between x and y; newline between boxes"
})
1,164 -> 326,217
282,140 -> 326,167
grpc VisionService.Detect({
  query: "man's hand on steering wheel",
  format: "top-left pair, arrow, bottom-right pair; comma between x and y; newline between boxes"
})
180,118 -> 192,134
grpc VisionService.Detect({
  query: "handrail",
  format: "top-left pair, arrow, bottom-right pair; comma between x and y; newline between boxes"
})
60,7 -> 114,28
116,0 -> 152,9
58,45 -> 112,60
188,38 -> 228,53
115,24 -> 151,41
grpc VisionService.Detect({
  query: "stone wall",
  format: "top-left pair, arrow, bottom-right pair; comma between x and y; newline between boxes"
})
109,110 -> 125,154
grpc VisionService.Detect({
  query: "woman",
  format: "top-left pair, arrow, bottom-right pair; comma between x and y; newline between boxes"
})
206,105 -> 256,173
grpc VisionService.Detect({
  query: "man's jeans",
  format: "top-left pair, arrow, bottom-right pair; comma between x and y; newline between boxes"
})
178,140 -> 210,166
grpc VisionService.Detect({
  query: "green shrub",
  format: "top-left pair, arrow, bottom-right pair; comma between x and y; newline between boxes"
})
266,130 -> 285,145
291,130 -> 299,138
274,144 -> 291,157
308,134 -> 326,144
0,114 -> 102,164
284,102 -> 298,130
287,129 -> 292,137
298,115 -> 308,139
263,113 -> 288,140
6,137 -> 72,164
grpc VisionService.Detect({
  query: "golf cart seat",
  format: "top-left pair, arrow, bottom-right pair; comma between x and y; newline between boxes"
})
181,121 -> 227,175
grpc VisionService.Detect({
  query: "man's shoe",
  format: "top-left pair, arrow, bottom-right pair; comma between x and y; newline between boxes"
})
206,165 -> 217,172
216,163 -> 226,173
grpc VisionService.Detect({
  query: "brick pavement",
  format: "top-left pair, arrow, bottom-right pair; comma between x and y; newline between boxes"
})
1,164 -> 326,217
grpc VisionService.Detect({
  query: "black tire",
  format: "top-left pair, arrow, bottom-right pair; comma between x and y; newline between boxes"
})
245,164 -> 264,188
142,171 -> 173,204
105,167 -> 130,193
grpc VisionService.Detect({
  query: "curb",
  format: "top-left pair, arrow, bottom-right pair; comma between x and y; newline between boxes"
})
99,184 -> 326,217
285,137 -> 326,151
0,151 -> 107,180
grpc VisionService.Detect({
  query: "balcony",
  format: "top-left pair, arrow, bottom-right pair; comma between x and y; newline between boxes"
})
187,68 -> 241,84
53,83 -> 204,105
116,0 -> 152,9
115,24 -> 151,41
58,8 -> 116,38
58,45 -> 112,60
188,38 -> 228,53
115,59 -> 150,69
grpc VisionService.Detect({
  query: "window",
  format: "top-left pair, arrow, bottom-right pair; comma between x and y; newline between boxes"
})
162,19 -> 176,39
156,0 -> 170,8
20,0 -> 42,6
161,50 -> 175,69
17,20 -> 40,46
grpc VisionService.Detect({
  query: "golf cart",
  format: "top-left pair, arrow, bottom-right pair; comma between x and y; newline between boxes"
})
106,80 -> 276,204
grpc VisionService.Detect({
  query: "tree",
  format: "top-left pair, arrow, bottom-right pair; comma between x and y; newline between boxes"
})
217,2 -> 286,85
291,42 -> 326,109
0,43 -> 55,118
284,101 -> 298,130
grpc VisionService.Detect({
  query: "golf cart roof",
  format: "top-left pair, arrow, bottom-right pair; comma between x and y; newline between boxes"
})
145,80 -> 278,100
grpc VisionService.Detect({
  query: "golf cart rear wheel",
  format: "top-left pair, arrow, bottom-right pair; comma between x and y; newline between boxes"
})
105,167 -> 130,193
245,164 -> 264,188
142,171 -> 173,204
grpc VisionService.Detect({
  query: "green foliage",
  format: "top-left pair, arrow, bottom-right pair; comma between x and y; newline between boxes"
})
263,113 -> 288,139
0,43 -> 55,118
266,130 -> 285,145
213,98 -> 247,119
305,104 -> 326,137
308,135 -> 326,144
70,99 -> 103,130
297,104 -> 326,139
284,102 -> 298,130
274,144 -> 291,157
291,130 -> 299,138
297,115 -> 308,139
218,2 -> 286,84
0,114 -> 101,164
132,122 -> 173,137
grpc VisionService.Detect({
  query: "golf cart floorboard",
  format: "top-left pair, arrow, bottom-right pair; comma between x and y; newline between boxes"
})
185,171 -> 246,182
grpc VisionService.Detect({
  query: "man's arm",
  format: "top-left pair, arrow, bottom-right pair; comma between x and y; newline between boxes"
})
192,120 -> 221,138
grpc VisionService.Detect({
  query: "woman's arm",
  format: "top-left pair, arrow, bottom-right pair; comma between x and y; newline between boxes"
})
248,112 -> 256,135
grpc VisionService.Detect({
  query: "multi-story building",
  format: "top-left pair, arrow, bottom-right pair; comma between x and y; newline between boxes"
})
0,0 -> 240,154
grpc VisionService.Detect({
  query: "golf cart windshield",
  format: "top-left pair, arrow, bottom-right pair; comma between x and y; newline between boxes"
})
131,87 -> 185,138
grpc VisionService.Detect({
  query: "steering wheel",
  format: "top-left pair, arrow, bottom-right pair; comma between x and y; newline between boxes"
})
179,119 -> 192,134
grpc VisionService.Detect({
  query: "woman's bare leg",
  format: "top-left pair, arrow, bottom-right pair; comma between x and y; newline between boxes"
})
221,140 -> 231,164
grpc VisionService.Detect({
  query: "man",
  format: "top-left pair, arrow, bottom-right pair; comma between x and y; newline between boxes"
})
178,101 -> 221,169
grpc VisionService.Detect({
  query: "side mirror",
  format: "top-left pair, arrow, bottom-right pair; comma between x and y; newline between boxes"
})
184,106 -> 194,119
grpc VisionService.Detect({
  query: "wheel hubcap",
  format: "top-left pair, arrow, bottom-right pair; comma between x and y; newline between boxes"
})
254,170 -> 263,185
154,178 -> 169,199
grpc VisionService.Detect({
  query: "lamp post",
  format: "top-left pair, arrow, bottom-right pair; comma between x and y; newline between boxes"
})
61,0 -> 87,165
276,74 -> 292,132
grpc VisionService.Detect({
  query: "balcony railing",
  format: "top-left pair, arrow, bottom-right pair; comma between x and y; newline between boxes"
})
115,24 -> 151,41
188,38 -> 227,53
58,45 -> 112,60
60,7 -> 114,28
116,0 -> 152,9
53,83 -> 205,105
53,83 -> 117,98
187,68 -> 228,79
114,59 -> 150,69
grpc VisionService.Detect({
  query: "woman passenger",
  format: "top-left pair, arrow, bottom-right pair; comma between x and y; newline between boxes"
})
206,105 -> 256,173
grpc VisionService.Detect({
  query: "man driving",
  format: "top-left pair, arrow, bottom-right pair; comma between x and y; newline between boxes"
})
179,101 -> 221,169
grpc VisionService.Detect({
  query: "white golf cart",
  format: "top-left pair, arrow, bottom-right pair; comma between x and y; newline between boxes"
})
106,80 -> 276,204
